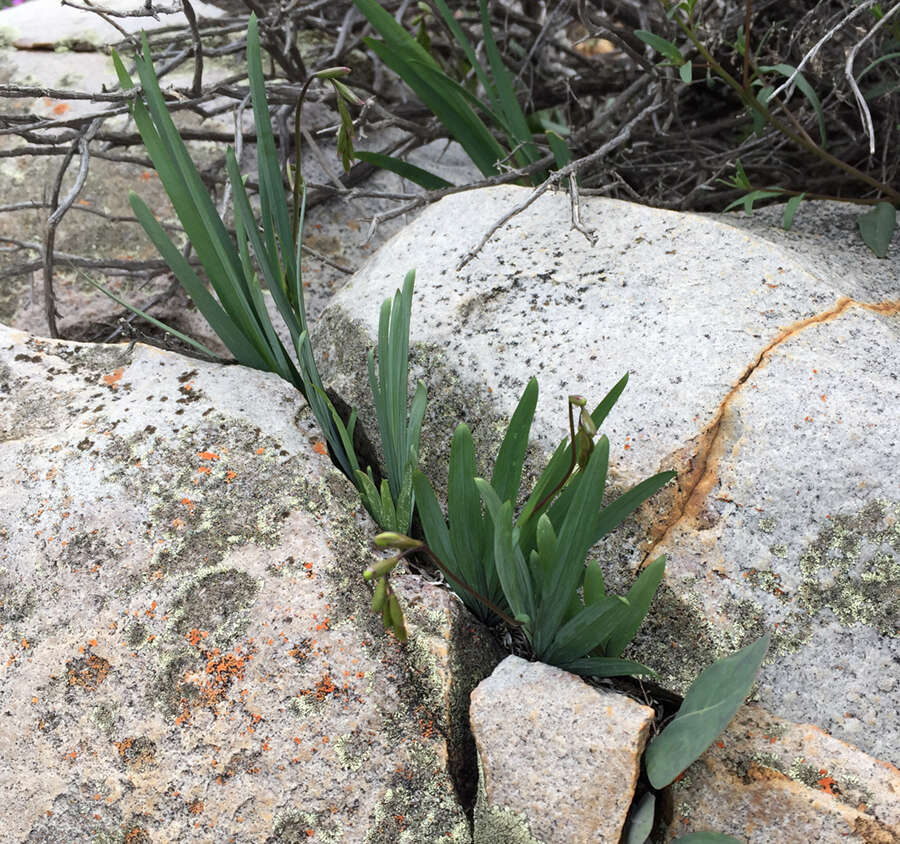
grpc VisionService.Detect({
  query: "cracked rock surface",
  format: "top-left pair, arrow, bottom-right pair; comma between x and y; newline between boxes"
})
315,185 -> 900,764
0,324 -> 498,843
663,705 -> 900,842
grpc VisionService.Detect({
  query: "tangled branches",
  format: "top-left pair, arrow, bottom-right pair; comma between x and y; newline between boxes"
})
0,0 -> 897,342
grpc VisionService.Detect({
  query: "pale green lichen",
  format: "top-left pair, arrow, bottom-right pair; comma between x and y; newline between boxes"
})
788,758 -> 822,788
334,731 -> 371,773
797,499 -> 900,635
748,751 -> 783,773
168,565 -> 258,650
472,755 -> 541,844
757,516 -> 777,534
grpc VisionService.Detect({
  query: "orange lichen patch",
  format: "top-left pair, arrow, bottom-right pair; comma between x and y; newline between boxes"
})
818,769 -> 838,795
197,466 -> 211,474
187,628 -> 209,647
225,471 -> 237,483
181,497 -> 195,514
102,367 -> 126,387
255,447 -> 265,455
52,102 -> 71,115
313,441 -> 328,456
177,646 -> 254,725
66,653 -> 111,691
198,451 -> 219,461
298,673 -> 339,703
139,171 -> 154,181
188,800 -> 204,815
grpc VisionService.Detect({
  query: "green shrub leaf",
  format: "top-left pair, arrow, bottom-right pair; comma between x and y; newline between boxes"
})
782,193 -> 805,230
857,201 -> 897,258
645,634 -> 771,788
634,30 -> 684,65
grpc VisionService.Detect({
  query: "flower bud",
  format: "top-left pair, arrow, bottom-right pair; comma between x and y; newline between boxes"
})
363,555 -> 400,580
314,66 -> 351,80
371,577 -> 387,613
374,532 -> 422,550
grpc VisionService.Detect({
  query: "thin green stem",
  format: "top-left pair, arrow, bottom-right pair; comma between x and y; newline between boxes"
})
418,545 -> 522,627
531,397 -> 580,518
291,75 -> 317,243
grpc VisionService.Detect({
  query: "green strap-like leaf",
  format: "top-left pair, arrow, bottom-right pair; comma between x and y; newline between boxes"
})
760,63 -> 827,148
246,15 -> 298,310
478,0 -> 540,167
605,554 -> 666,658
128,194 -> 268,369
355,150 -> 453,190
412,470 -> 458,580
81,272 -> 223,362
492,377 -> 538,504
531,438 -> 610,653
448,424 -> 488,589
483,494 -> 535,626
560,657 -> 655,677
782,193 -> 805,230
623,792 -> 655,844
634,30 -> 684,65
583,561 -> 606,606
544,596 -> 630,664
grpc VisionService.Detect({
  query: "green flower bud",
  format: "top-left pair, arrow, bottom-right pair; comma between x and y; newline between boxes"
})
371,577 -> 387,613
314,66 -> 351,79
374,532 -> 422,550
364,555 -> 400,580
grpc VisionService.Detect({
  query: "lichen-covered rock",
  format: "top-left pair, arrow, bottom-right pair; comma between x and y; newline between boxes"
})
314,185 -> 900,763
469,656 -> 654,843
663,706 -> 900,843
0,324 -> 478,842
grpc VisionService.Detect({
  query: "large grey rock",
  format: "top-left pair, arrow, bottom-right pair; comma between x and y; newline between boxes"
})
663,706 -> 900,842
314,185 -> 900,763
0,324 -> 488,842
469,656 -> 654,843
0,0 -> 224,50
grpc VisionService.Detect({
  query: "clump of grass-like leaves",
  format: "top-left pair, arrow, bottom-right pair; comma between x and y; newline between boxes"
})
92,15 -> 422,533
375,375 -> 676,676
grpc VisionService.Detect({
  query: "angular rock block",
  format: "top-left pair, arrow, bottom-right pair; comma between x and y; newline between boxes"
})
0,325 -> 487,842
469,656 -> 654,843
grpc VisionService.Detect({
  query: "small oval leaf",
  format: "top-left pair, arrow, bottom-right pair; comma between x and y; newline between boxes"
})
645,633 -> 770,789
857,201 -> 897,258
634,30 -> 684,65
